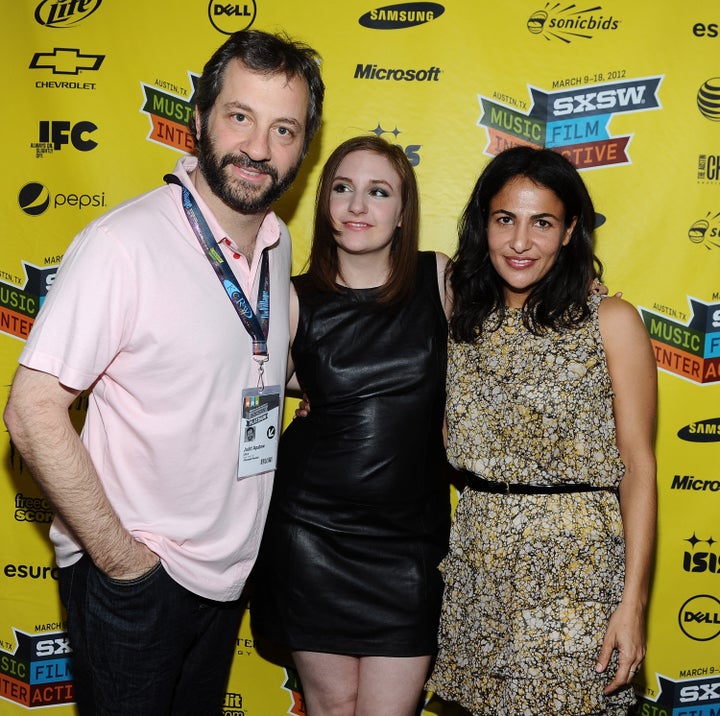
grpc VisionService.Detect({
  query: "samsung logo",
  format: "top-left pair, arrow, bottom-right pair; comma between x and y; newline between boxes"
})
678,417 -> 720,442
359,2 -> 445,29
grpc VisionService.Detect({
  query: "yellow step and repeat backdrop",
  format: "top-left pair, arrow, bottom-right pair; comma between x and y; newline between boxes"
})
1,1 -> 719,714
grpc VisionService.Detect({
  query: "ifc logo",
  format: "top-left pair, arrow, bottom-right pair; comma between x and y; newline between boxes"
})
19,182 -> 50,216
697,77 -> 720,121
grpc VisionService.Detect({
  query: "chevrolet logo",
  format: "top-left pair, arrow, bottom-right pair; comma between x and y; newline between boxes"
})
29,48 -> 105,75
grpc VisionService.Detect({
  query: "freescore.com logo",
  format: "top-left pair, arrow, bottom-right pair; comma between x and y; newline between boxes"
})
477,75 -> 662,169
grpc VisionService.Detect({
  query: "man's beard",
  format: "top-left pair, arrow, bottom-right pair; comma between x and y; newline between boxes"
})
196,130 -> 301,213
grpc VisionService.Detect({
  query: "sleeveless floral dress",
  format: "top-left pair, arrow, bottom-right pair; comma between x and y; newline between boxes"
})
427,296 -> 636,716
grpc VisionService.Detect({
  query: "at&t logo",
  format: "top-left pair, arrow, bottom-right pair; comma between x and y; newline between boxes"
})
697,77 -> 720,121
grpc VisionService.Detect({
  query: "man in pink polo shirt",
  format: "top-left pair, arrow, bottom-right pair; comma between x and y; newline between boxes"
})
4,30 -> 324,715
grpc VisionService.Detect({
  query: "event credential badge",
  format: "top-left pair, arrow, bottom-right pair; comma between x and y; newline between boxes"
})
238,385 -> 281,478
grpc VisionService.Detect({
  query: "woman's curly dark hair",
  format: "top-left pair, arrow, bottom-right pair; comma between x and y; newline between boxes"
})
450,146 -> 603,341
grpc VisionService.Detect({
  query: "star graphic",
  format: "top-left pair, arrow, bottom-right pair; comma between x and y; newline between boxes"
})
685,533 -> 700,548
706,536 -> 716,547
369,124 -> 403,139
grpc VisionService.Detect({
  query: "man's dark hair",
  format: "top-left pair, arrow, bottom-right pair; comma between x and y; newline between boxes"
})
190,29 -> 324,155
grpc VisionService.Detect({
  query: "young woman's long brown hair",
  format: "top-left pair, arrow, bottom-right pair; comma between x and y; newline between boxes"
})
300,135 -> 420,307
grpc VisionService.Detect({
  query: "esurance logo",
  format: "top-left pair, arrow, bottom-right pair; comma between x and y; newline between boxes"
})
140,73 -> 197,153
35,0 -> 102,28
477,75 -> 662,169
527,3 -> 620,42
359,2 -> 444,29
640,297 -> 720,385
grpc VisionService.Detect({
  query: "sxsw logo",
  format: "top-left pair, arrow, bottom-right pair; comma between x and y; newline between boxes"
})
639,674 -> 720,712
477,75 -> 662,170
140,73 -> 197,153
0,261 -> 57,341
0,629 -> 74,709
640,297 -> 720,384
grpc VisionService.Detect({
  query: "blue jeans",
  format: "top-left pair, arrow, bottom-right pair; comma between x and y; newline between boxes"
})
59,554 -> 242,715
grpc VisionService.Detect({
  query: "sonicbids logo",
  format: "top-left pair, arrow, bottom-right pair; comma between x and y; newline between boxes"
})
527,3 -> 620,42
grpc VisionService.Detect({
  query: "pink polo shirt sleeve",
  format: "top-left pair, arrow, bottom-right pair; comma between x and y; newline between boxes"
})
19,163 -> 292,601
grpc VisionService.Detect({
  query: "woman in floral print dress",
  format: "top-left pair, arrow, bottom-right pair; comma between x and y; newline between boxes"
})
427,146 -> 657,716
